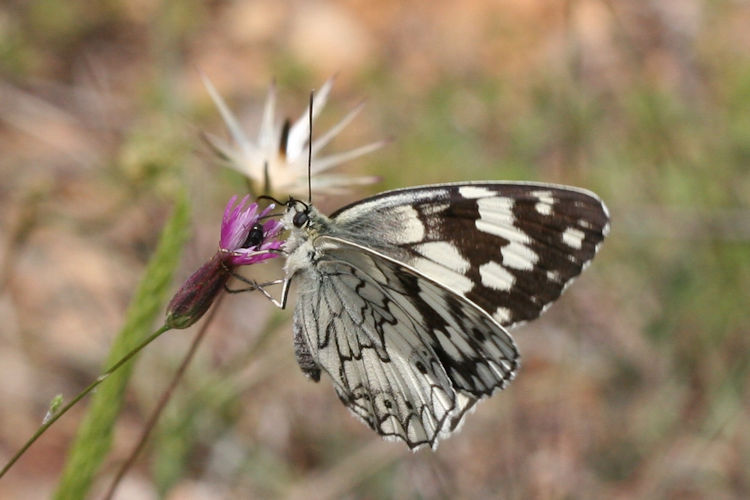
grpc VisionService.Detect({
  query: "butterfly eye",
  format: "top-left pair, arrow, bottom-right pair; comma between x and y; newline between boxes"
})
242,223 -> 264,248
293,211 -> 309,228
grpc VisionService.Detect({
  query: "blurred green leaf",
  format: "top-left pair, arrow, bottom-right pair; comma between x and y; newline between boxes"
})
53,191 -> 190,500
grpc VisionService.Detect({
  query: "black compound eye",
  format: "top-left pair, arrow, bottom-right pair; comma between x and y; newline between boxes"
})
242,223 -> 264,248
292,210 -> 309,228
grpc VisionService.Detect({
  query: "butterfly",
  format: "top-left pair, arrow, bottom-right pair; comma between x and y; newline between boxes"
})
260,181 -> 609,450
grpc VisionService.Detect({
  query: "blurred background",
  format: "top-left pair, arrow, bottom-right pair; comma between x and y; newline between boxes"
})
1,1 -> 749,498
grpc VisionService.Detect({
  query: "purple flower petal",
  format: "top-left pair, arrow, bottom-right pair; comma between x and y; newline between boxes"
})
227,239 -> 284,266
220,195 -> 261,250
218,195 -> 286,266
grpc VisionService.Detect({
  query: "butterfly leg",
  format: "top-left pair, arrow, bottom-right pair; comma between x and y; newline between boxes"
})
252,277 -> 292,309
225,271 -> 292,309
225,274 -> 284,293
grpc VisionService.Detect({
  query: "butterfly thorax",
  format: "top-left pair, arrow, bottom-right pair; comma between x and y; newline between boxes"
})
282,204 -> 332,277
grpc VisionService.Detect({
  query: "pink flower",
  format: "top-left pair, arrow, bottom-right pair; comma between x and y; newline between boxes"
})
220,194 -> 284,265
166,196 -> 284,329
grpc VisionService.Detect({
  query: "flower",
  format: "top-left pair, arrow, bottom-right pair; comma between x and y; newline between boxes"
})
220,194 -> 284,265
201,74 -> 385,197
166,196 -> 284,329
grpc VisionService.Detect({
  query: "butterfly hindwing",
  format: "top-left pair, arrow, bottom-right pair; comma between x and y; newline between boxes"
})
291,236 -> 519,449
330,182 -> 610,328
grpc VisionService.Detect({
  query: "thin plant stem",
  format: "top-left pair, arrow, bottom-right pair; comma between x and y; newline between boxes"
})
102,293 -> 226,500
0,324 -> 173,479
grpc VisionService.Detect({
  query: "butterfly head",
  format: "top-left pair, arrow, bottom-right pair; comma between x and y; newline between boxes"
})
278,197 -> 309,229
256,194 -> 313,231
288,198 -> 312,229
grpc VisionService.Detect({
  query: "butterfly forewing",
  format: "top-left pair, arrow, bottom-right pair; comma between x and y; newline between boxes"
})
330,182 -> 610,328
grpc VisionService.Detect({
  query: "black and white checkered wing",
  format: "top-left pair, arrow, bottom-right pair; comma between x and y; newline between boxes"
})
292,236 -> 518,450
330,182 -> 610,328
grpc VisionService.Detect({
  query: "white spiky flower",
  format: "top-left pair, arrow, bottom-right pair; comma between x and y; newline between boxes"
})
202,75 -> 385,198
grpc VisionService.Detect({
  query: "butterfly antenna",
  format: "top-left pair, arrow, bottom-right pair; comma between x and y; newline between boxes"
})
307,90 -> 313,204
262,160 -> 270,195
257,194 -> 284,205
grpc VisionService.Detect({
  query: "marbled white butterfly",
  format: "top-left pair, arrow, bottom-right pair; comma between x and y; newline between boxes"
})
262,181 -> 609,450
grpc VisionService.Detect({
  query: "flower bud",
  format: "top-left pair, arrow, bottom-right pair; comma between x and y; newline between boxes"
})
165,255 -> 230,329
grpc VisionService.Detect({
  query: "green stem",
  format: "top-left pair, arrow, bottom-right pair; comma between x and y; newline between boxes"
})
0,324 -> 172,479
102,293 -> 225,500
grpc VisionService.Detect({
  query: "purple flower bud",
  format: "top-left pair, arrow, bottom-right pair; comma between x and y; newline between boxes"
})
166,196 -> 285,329
166,255 -> 230,329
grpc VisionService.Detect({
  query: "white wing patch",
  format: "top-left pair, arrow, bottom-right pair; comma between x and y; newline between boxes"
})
479,261 -> 515,291
475,196 -> 515,231
493,306 -> 512,324
412,241 -> 473,294
413,241 -> 470,273
532,190 -> 555,215
500,241 -> 539,270
562,227 -> 585,249
458,185 -> 495,199
474,197 -> 535,259
389,206 -> 425,244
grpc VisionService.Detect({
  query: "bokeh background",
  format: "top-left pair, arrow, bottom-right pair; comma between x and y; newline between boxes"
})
2,1 -> 749,498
